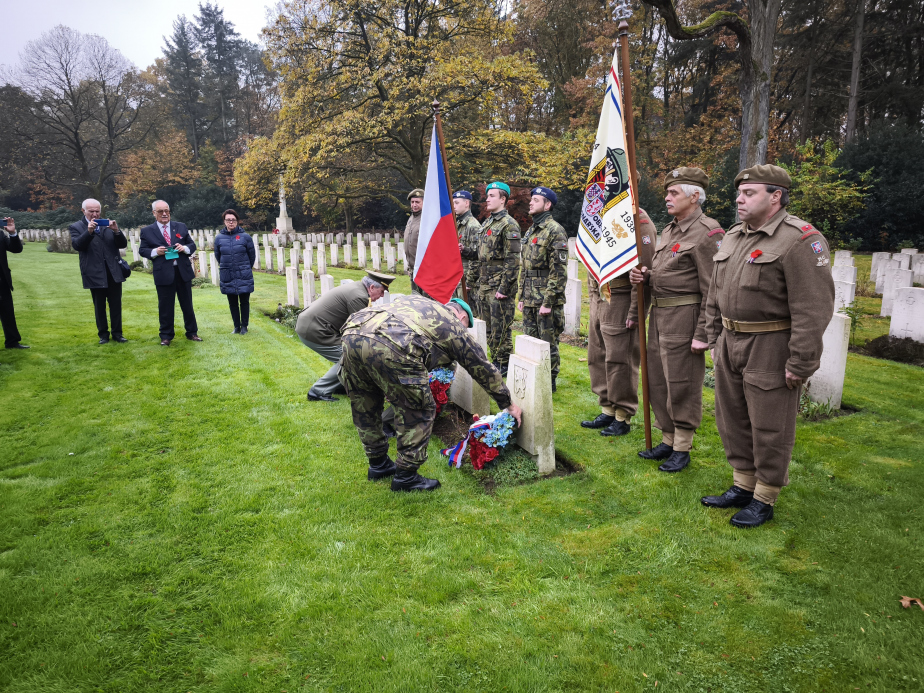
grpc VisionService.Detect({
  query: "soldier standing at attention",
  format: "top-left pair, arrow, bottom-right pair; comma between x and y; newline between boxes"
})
477,181 -> 521,375
702,165 -> 834,528
340,295 -> 522,492
629,167 -> 724,473
517,186 -> 568,392
404,189 -> 424,291
581,207 -> 657,436
454,190 -> 483,315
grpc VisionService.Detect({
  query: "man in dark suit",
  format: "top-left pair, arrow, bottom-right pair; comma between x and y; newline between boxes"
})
1,216 -> 28,349
69,198 -> 129,344
138,200 -> 202,346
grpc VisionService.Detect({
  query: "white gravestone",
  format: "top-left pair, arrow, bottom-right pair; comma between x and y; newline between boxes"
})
913,255 -> 924,284
900,248 -> 918,256
252,242 -> 260,270
129,237 -> 140,263
302,270 -> 316,308
286,267 -> 299,306
833,250 -> 853,266
385,244 -> 396,271
264,244 -> 273,272
210,252 -> 220,286
372,242 -> 381,271
450,318 -> 491,416
895,253 -> 912,271
197,250 -> 208,278
833,280 -> 856,312
331,244 -> 339,267
831,265 -> 857,284
567,237 -> 577,260
373,290 -> 390,306
808,313 -> 850,409
276,247 -> 285,274
272,234 -> 279,248
567,259 -> 580,281
290,247 -> 299,269
889,287 -> 924,343
301,248 -> 311,272
320,274 -> 335,295
340,278 -> 353,286
507,335 -> 555,475
881,268 -> 913,317
317,245 -> 327,275
870,252 -> 890,279
357,241 -> 367,268
876,259 -> 900,294
344,244 -> 352,266
564,277 -> 582,336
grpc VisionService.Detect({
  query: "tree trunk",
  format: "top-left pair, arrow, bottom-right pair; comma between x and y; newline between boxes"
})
343,203 -> 355,235
801,44 -> 815,145
845,0 -> 865,143
741,0 -> 782,169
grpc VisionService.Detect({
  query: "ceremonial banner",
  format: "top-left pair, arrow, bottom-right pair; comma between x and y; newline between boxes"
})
413,123 -> 464,303
577,47 -> 639,286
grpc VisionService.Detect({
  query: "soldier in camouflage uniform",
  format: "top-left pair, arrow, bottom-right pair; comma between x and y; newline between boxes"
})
517,186 -> 568,392
477,181 -> 521,375
454,190 -> 483,315
339,294 -> 522,492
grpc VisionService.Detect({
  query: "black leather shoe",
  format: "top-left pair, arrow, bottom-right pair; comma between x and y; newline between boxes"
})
233,327 -> 241,334
581,413 -> 615,429
391,468 -> 440,492
239,326 -> 248,335
638,442 -> 672,460
730,499 -> 774,528
160,339 -> 171,346
113,336 -> 128,343
187,335 -> 203,342
601,420 -> 631,437
368,455 -> 398,480
658,450 -> 690,472
6,343 -> 30,349
701,485 -> 754,509
99,338 -> 110,345
382,422 -> 397,438
307,392 -> 337,402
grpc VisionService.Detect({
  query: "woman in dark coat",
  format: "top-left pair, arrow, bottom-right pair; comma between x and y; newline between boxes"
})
213,209 -> 256,334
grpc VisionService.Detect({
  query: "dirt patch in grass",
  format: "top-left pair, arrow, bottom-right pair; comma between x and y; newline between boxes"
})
852,336 -> 924,368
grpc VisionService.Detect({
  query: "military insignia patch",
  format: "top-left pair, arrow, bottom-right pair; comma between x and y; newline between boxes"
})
802,224 -> 813,232
811,241 -> 823,254
816,256 -> 829,267
642,235 -> 651,245
716,240 -> 722,249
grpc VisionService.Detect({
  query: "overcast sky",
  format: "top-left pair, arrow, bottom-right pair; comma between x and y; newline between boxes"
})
1,0 -> 274,73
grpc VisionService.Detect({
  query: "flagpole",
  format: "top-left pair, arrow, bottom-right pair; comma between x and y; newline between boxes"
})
432,99 -> 469,304
618,19 -> 652,450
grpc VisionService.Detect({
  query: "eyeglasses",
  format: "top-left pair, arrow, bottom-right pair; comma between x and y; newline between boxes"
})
154,209 -> 171,215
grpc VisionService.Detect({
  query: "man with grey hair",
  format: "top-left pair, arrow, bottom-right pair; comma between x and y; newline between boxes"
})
69,198 -> 128,344
296,270 -> 395,402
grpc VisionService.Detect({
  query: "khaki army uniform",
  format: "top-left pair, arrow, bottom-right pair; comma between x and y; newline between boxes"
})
644,207 -> 724,452
340,295 -> 511,472
477,210 -> 521,369
587,209 -> 657,421
517,211 -> 568,378
457,210 -> 483,314
404,211 -> 421,289
705,208 -> 834,505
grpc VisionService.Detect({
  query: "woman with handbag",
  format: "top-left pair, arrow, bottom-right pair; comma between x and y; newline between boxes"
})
213,209 -> 256,334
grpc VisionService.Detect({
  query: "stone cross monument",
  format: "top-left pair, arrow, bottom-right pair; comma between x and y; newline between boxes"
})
276,174 -> 294,233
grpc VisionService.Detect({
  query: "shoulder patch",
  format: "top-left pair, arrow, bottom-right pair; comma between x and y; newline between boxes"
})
810,240 -> 823,254
800,230 -> 821,240
642,235 -> 651,245
552,241 -> 567,250
801,224 -> 813,232
707,228 -> 724,237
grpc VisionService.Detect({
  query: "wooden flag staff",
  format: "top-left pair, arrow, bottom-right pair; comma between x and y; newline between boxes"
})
431,99 -> 469,304
618,19 -> 653,449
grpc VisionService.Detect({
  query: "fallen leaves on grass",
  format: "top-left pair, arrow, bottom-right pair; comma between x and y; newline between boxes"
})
899,596 -> 924,610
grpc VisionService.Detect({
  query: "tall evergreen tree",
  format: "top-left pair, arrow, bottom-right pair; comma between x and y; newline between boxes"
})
194,2 -> 244,147
163,16 -> 206,157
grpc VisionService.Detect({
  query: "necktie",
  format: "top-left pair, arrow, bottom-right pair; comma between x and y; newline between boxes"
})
162,224 -> 170,246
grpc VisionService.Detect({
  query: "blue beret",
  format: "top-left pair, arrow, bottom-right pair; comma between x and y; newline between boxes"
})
452,190 -> 473,201
531,186 -> 557,206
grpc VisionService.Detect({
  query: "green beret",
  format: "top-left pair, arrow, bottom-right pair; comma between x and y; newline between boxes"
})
366,270 -> 395,286
734,164 -> 791,190
407,188 -> 425,200
664,166 -> 709,190
486,181 -> 510,196
449,298 -> 474,326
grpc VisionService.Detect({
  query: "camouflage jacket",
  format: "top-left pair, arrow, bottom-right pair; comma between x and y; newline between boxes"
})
341,295 -> 512,408
457,210 -> 483,271
517,211 -> 568,308
477,210 -> 521,296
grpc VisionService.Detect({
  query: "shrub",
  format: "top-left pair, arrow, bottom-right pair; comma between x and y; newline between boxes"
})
46,236 -> 76,253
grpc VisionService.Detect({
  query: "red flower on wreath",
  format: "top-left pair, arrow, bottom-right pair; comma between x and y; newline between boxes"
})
430,381 -> 451,415
467,438 -> 499,470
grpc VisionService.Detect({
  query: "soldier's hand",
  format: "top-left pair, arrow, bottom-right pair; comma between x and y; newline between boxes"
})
539,305 -> 551,315
629,266 -> 647,285
710,348 -> 715,362
518,301 -> 524,312
506,404 -> 523,426
691,339 -> 708,354
785,369 -> 803,390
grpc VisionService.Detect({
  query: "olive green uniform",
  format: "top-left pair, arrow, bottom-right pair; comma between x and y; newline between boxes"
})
517,211 -> 568,377
340,295 -> 511,472
405,211 -> 421,289
586,209 -> 657,421
457,210 -> 483,314
705,209 -> 834,505
642,207 -> 724,452
477,210 -> 521,369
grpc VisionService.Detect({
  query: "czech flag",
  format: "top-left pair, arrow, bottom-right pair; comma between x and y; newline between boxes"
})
413,123 -> 464,303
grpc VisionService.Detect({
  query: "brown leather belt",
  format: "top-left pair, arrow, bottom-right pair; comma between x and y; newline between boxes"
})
722,317 -> 792,333
526,269 -> 550,278
651,293 -> 702,308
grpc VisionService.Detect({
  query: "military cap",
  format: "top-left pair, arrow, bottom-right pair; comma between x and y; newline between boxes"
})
407,188 -> 425,200
734,164 -> 792,190
530,186 -> 557,206
452,190 -> 473,201
366,270 -> 395,286
664,167 -> 709,190
449,297 -> 474,326
486,181 -> 511,196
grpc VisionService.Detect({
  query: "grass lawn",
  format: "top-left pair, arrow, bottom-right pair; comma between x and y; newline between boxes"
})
1,243 -> 922,692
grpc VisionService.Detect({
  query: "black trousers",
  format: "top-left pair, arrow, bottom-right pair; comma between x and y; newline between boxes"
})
227,293 -> 251,328
0,284 -> 21,347
89,265 -> 122,339
155,266 -> 198,341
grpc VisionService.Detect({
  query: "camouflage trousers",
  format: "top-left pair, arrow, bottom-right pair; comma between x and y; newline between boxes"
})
482,292 -> 515,368
340,332 -> 436,471
522,305 -> 564,377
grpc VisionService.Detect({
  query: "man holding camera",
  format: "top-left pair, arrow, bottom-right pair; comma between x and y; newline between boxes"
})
1,216 -> 27,349
69,199 -> 128,344
139,200 -> 201,346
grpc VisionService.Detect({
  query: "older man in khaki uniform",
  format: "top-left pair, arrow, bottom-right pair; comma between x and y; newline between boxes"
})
581,208 -> 657,436
630,167 -> 724,472
404,189 -> 424,291
702,164 -> 834,528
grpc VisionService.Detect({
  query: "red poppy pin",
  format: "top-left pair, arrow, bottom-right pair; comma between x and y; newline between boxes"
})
532,237 -> 537,244
748,249 -> 763,264
176,233 -> 182,239
486,230 -> 492,236
671,242 -> 680,258
235,235 -> 240,240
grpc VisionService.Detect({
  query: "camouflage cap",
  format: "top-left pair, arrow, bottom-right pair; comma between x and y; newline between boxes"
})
366,270 -> 395,286
664,166 -> 709,190
486,181 -> 511,196
734,164 -> 792,190
407,188 -> 425,200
